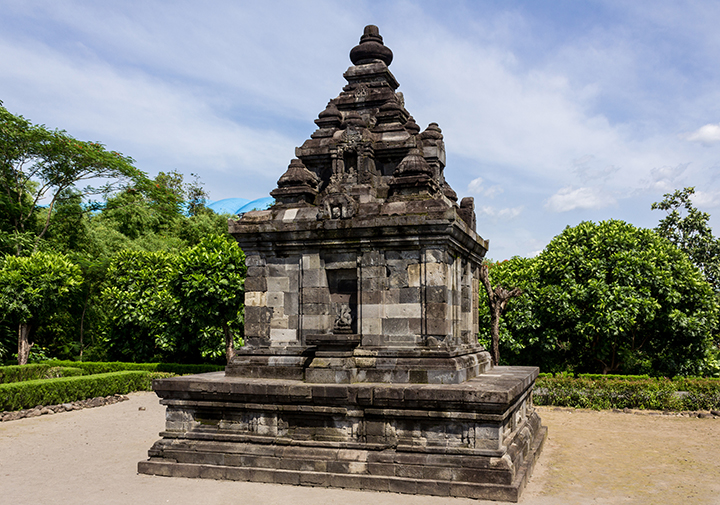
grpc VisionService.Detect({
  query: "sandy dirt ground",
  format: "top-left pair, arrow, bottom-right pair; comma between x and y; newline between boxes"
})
1,391 -> 719,505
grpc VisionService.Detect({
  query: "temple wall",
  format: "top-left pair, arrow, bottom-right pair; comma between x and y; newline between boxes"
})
243,246 -> 479,351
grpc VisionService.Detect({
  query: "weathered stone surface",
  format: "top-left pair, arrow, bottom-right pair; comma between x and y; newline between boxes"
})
140,25 -> 546,502
140,368 -> 545,501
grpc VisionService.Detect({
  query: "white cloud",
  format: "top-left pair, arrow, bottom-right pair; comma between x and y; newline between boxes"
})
572,155 -> 621,182
545,186 -> 615,212
467,176 -> 503,198
468,177 -> 485,194
644,163 -> 689,192
0,36 -> 296,200
477,206 -> 523,219
687,123 -> 720,146
693,190 -> 720,208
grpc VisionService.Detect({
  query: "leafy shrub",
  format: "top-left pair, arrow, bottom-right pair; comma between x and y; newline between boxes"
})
0,371 -> 156,411
535,374 -> 720,410
39,360 -> 223,375
482,221 -> 719,377
0,364 -> 84,384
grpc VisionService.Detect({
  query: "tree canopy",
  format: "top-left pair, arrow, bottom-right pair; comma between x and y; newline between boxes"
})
0,252 -> 82,364
480,220 -> 719,376
0,102 -> 139,255
652,187 -> 720,292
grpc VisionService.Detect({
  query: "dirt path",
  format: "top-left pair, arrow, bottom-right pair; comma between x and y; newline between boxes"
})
1,392 -> 718,505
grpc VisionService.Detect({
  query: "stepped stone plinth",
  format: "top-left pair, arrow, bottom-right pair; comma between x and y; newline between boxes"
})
138,25 -> 546,502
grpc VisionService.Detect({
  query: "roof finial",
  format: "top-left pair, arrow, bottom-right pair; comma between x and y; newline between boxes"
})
349,25 -> 393,66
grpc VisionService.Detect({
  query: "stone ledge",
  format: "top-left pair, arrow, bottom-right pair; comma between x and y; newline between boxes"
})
139,422 -> 546,503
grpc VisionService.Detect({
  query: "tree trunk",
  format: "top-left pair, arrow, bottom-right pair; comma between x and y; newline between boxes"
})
17,323 -> 32,365
490,304 -> 502,367
79,299 -> 87,361
479,264 -> 522,367
222,321 -> 236,365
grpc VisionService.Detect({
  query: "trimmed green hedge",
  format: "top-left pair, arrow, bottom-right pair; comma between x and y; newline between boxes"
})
535,374 -> 720,411
39,360 -> 224,375
0,371 -> 160,411
0,364 -> 84,384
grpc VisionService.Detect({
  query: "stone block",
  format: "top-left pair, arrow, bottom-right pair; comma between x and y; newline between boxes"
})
304,303 -> 330,315
362,266 -> 386,279
388,478 -> 417,495
270,316 -> 289,329
426,302 -> 448,319
303,269 -> 327,288
361,277 -> 384,292
368,462 -> 394,476
285,292 -> 299,315
426,286 -> 448,303
268,264 -> 288,277
386,250 -> 420,261
245,291 -> 267,307
303,315 -> 332,331
385,303 -> 421,319
361,304 -> 383,319
361,317 -> 382,335
387,265 -> 409,288
270,329 -> 297,342
382,318 -> 409,336
383,288 -> 400,305
426,318 -> 448,336
395,463 -> 424,479
244,276 -> 266,292
267,291 -> 284,308
407,264 -> 421,287
289,274 -> 299,292
273,470 -> 301,485
399,287 -> 420,304
416,480 -> 451,497
408,318 -> 422,334
302,288 -> 329,304
245,255 -> 265,267
359,250 -> 384,267
361,290 -> 382,305
302,254 -> 321,270
425,248 -> 445,263
267,276 -> 290,292
247,266 -> 266,278
328,474 -> 364,490
425,263 -> 447,286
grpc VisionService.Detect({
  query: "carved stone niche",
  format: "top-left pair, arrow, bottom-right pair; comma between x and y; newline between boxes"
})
320,192 -> 357,219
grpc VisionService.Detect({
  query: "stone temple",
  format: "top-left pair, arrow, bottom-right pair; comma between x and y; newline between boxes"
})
138,25 -> 546,502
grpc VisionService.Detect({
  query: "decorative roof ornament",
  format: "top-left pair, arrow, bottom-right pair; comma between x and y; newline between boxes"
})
349,24 -> 393,66
270,158 -> 319,204
394,148 -> 432,177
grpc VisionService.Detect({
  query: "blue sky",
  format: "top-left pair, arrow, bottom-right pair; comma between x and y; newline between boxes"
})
2,0 -> 720,259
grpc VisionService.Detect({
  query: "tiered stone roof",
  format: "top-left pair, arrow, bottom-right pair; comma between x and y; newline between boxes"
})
270,25 -> 470,227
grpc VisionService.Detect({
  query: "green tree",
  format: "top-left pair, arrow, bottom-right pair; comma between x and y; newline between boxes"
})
171,235 -> 246,363
0,252 -> 82,364
482,220 -> 719,376
101,250 -> 178,362
652,187 -> 720,292
0,102 -> 139,255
